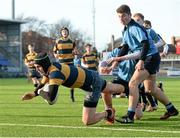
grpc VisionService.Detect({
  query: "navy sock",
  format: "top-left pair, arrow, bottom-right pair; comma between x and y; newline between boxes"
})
127,110 -> 135,120
141,92 -> 148,104
34,83 -> 38,87
146,93 -> 156,107
70,89 -> 74,98
166,103 -> 175,113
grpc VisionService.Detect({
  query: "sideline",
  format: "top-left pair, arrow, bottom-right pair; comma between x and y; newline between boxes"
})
0,123 -> 180,134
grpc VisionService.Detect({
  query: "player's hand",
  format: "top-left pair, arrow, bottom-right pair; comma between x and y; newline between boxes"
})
135,60 -> 144,71
107,57 -> 115,64
54,54 -> 59,59
105,67 -> 112,74
21,92 -> 36,101
160,52 -> 167,58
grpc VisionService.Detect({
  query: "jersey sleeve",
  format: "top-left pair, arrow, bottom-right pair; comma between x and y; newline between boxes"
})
149,29 -> 160,43
131,26 -> 148,43
49,70 -> 65,85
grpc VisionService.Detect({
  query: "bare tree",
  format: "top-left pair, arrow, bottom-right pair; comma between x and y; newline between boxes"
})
16,14 -> 47,35
17,15 -> 93,56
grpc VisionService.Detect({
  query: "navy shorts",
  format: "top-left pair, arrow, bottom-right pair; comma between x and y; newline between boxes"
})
144,53 -> 160,75
28,68 -> 41,78
83,71 -> 106,108
112,76 -> 129,96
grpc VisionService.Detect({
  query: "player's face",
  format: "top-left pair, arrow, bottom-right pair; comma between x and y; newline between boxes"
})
34,64 -> 45,75
133,16 -> 144,26
85,46 -> 91,52
28,45 -> 34,52
117,13 -> 131,26
143,23 -> 151,29
61,29 -> 69,38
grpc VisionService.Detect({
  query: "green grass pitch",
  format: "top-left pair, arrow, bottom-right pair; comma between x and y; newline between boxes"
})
0,77 -> 180,137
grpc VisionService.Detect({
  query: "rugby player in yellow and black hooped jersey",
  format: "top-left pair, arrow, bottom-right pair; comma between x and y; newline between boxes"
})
53,27 -> 76,102
53,27 -> 75,65
24,44 -> 41,87
82,43 -> 98,71
22,53 -> 125,125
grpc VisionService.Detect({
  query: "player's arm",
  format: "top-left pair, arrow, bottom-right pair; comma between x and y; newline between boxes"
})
82,55 -> 86,65
53,43 -> 59,59
73,41 -> 76,48
21,76 -> 48,100
118,44 -> 129,56
21,84 -> 45,101
24,57 -> 28,66
72,46 -> 79,56
161,44 -> 169,57
45,85 -> 59,102
106,44 -> 129,64
105,61 -> 118,74
140,40 -> 150,61
136,40 -> 150,70
154,39 -> 166,48
110,51 -> 141,62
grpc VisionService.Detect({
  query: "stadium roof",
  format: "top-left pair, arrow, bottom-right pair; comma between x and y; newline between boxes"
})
0,19 -> 26,25
0,55 -> 13,66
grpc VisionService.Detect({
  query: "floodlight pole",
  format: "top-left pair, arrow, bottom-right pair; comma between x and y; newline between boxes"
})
111,35 -> 114,50
12,0 -> 15,19
92,0 -> 96,48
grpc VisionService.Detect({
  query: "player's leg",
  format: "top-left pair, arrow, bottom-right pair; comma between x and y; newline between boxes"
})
144,75 -> 179,119
102,78 -> 126,106
82,107 -> 105,125
28,69 -> 38,87
155,81 -> 164,105
31,77 -> 38,87
120,69 -> 149,123
82,90 -> 115,125
70,88 -> 75,102
143,78 -> 158,112
139,83 -> 149,111
154,87 -> 178,119
82,71 -> 116,125
101,82 -> 124,124
31,69 -> 41,87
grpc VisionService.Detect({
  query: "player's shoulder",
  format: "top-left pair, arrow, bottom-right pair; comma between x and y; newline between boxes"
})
55,38 -> 61,43
25,53 -> 31,57
82,52 -> 88,57
49,63 -> 61,73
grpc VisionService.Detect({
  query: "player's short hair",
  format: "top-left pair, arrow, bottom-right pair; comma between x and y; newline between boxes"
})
116,4 -> 131,14
84,43 -> 92,47
133,13 -> 144,21
60,27 -> 69,35
144,20 -> 152,28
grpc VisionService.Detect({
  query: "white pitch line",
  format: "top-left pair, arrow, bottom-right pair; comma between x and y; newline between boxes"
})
0,123 -> 180,134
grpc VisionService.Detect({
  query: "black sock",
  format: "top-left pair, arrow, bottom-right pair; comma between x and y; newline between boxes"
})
166,103 -> 176,113
146,93 -> 156,107
127,111 -> 135,120
141,92 -> 148,105
70,89 -> 74,101
34,83 -> 38,87
154,98 -> 158,105
106,109 -> 112,119
158,81 -> 163,91
139,93 -> 142,103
